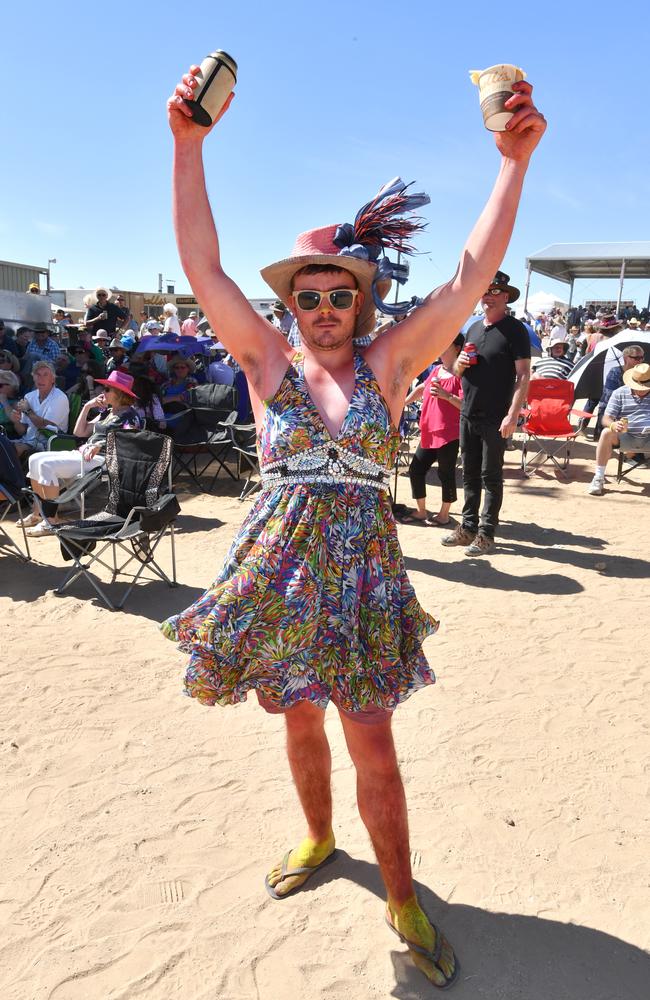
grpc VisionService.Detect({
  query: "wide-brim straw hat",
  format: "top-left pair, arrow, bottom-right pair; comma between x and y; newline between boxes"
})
261,225 -> 391,339
168,352 -> 196,374
623,362 -> 650,392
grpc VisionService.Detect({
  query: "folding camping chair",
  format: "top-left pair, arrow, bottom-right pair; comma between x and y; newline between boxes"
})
616,445 -> 650,483
220,420 -> 260,500
0,431 -> 31,561
520,378 -> 592,477
170,383 -> 239,491
44,429 -> 179,610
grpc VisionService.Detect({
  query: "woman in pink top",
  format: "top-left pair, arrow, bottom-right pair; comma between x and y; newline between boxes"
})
400,334 -> 464,526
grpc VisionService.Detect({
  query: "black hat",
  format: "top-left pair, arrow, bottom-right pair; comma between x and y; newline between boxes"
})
490,270 -> 520,303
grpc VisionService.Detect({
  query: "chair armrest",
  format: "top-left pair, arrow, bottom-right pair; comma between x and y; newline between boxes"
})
21,465 -> 104,508
569,408 -> 594,419
120,494 -> 180,534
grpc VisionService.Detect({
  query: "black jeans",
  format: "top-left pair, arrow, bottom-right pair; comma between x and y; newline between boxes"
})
460,416 -> 506,539
408,440 -> 459,503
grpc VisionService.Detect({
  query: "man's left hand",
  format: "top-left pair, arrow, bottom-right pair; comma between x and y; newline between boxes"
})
494,81 -> 546,162
500,415 -> 518,439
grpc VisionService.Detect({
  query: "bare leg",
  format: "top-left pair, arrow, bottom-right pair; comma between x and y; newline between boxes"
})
430,499 -> 452,525
266,701 -> 335,896
340,712 -> 457,987
414,497 -> 427,519
595,427 -> 618,468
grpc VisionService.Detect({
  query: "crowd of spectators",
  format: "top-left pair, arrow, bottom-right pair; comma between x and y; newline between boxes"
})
0,285 -> 247,536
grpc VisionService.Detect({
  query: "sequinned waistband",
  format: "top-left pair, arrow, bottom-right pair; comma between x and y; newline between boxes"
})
259,443 -> 391,493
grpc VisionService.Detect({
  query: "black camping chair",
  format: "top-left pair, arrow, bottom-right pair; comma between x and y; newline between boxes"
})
170,383 -> 239,491
45,429 -> 179,610
616,445 -> 650,483
0,430 -> 31,561
220,420 -> 260,500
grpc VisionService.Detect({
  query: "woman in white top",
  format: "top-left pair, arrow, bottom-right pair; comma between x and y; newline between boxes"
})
162,303 -> 181,336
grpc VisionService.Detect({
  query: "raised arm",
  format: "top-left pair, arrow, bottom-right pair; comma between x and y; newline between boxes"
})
167,67 -> 290,396
368,81 -> 546,388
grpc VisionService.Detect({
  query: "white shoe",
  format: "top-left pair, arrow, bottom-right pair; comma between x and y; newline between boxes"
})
587,476 -> 605,496
25,518 -> 57,537
16,510 -> 41,528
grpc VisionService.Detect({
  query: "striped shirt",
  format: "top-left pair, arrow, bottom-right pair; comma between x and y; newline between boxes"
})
604,386 -> 650,433
531,356 -> 574,380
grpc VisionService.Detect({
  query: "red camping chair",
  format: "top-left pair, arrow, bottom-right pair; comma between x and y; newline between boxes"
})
520,378 -> 592,476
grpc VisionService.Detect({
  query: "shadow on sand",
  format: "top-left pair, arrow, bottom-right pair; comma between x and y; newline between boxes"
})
0,554 -> 203,620
403,553 -> 583,595
296,851 -> 649,1000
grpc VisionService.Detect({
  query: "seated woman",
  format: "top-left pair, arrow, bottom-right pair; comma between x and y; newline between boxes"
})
0,370 -> 21,437
132,375 -> 166,431
162,354 -> 197,404
19,370 -> 142,538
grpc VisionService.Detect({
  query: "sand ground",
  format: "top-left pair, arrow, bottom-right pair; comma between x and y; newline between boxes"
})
1,438 -> 649,1000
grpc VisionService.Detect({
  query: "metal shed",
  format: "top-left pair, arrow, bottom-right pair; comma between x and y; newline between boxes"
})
523,242 -> 650,312
0,259 -> 48,294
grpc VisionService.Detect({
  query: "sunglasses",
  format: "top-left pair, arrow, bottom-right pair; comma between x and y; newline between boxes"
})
485,286 -> 506,296
293,289 -> 359,311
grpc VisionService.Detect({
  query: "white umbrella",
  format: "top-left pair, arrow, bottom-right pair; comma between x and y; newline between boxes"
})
595,329 -> 650,383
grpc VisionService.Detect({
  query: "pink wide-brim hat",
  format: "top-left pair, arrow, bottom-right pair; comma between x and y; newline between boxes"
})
95,369 -> 138,399
260,225 -> 391,338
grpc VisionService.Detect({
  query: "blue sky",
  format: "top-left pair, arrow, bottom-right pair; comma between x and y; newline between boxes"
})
2,0 -> 649,310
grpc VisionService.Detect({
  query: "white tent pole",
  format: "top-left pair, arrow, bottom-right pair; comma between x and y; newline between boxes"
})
568,278 -> 574,309
523,261 -> 532,311
616,259 -> 626,316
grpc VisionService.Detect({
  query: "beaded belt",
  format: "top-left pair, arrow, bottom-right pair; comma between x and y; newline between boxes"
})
260,443 -> 391,493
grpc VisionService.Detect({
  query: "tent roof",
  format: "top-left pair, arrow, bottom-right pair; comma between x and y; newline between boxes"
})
526,242 -> 650,283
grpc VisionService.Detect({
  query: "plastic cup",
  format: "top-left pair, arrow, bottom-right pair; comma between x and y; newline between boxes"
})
469,64 -> 526,132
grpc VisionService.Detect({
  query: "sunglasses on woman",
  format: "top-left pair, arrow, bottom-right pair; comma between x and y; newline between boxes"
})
293,289 -> 359,311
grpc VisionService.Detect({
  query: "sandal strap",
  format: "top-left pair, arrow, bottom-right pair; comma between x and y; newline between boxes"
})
384,907 -> 443,964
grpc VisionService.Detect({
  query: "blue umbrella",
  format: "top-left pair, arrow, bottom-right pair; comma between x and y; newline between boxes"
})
134,334 -> 211,357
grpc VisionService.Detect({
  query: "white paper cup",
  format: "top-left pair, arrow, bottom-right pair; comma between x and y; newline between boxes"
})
469,64 -> 526,132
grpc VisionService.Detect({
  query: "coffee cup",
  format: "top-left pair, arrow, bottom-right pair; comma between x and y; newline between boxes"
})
469,64 -> 526,132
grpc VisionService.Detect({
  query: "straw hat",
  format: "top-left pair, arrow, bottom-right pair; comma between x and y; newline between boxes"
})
168,352 -> 195,374
622,362 -> 650,392
0,349 -> 20,373
627,317 -> 640,327
261,226 -> 389,339
261,177 -> 431,338
0,369 -> 20,391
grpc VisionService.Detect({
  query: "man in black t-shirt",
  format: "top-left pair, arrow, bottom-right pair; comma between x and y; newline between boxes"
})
442,271 -> 530,555
84,287 -> 128,337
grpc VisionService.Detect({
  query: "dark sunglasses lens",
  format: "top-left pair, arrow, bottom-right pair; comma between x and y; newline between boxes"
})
330,290 -> 355,310
296,291 -> 321,311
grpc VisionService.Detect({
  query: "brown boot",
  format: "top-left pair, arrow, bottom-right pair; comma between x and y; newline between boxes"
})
441,524 -> 476,547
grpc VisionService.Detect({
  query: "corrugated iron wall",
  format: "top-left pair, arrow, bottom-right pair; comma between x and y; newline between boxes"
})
0,260 -> 45,293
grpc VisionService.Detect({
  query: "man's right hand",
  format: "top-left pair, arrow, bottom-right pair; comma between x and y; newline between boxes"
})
167,65 -> 235,141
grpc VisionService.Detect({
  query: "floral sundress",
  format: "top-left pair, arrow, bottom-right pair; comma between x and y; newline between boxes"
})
161,352 -> 438,712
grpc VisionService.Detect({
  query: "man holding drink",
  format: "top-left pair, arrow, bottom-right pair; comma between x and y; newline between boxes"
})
164,59 -> 545,989
443,271 -> 531,555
